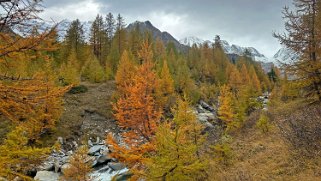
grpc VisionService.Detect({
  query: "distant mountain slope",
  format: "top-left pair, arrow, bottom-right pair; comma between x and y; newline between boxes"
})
273,47 -> 299,66
179,36 -> 205,47
48,20 -> 188,52
37,19 -> 281,72
179,36 -> 271,63
126,21 -> 188,52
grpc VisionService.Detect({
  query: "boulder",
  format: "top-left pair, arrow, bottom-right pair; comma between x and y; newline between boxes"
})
34,171 -> 59,181
60,163 -> 71,175
92,155 -> 112,167
37,162 -> 54,171
97,155 -> 112,164
200,100 -> 215,112
108,163 -> 125,171
88,139 -> 94,147
88,145 -> 107,155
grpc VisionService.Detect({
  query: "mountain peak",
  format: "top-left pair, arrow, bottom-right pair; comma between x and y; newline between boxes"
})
126,20 -> 187,52
179,36 -> 205,46
180,36 -> 270,62
273,47 -> 299,66
144,20 -> 153,26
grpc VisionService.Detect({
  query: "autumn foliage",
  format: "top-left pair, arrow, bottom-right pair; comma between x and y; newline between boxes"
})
218,85 -> 234,126
62,146 -> 93,181
145,98 -> 207,180
107,41 -> 162,170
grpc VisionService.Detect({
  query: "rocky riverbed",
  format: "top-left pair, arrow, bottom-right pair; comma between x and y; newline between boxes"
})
33,99 -> 220,181
34,136 -> 129,181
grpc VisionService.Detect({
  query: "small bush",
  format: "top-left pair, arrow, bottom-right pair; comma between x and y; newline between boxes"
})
67,85 -> 88,94
212,134 -> 233,165
256,112 -> 271,133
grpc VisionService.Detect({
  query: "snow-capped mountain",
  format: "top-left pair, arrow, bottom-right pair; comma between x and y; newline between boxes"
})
17,19 -> 93,41
54,20 -> 92,41
179,36 -> 270,63
273,47 -> 299,66
179,36 -> 206,47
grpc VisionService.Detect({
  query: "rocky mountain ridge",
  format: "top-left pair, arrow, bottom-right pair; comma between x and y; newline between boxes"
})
37,19 -> 297,67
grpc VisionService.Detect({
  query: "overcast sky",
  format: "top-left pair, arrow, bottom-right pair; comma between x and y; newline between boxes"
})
40,0 -> 293,58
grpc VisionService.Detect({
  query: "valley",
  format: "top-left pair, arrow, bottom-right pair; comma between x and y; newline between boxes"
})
0,0 -> 321,181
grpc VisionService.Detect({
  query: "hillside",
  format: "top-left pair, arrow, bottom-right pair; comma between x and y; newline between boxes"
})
209,102 -> 321,180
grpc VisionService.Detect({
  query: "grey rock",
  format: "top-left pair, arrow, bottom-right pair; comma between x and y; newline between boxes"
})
196,105 -> 205,113
92,155 -> 112,167
57,137 -> 64,145
95,137 -> 100,145
72,141 -> 78,148
34,171 -> 59,181
108,162 -> 125,171
97,155 -> 112,164
66,150 -> 73,156
38,162 -> 54,171
94,152 -> 101,157
97,165 -> 110,173
60,156 -> 70,164
88,145 -> 107,156
197,115 -> 208,123
60,163 -> 70,175
200,100 -> 215,112
54,160 -> 60,173
88,139 -> 94,147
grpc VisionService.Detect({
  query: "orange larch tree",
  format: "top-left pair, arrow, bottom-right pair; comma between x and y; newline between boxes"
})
107,40 -> 162,171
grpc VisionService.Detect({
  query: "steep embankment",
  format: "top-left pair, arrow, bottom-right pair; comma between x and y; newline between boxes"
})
51,81 -> 118,147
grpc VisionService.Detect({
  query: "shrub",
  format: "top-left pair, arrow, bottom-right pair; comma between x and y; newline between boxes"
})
67,85 -> 88,94
212,134 -> 233,165
256,112 -> 271,133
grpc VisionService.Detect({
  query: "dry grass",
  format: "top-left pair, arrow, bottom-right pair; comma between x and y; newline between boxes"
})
208,101 -> 321,181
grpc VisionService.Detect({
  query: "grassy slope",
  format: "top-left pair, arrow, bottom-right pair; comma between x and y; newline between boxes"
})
209,102 -> 321,181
